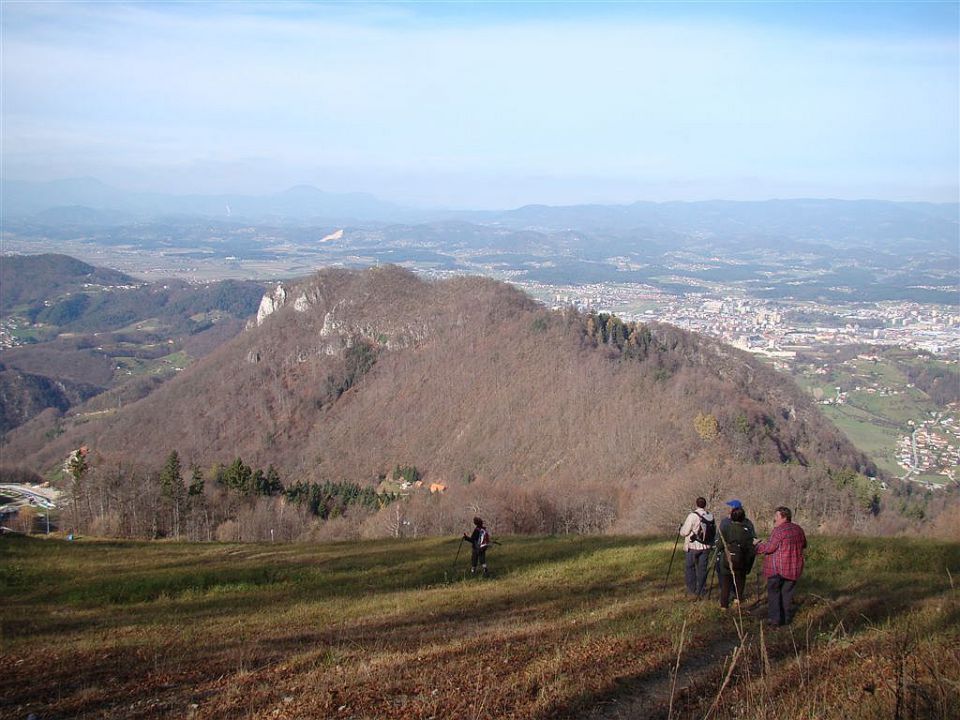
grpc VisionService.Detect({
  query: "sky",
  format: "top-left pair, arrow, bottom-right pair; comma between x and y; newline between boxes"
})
2,1 -> 958,208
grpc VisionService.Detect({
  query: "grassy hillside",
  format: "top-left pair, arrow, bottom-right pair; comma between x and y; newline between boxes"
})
2,534 -> 957,720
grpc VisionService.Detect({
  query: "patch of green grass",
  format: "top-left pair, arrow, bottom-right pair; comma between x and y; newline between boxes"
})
159,350 -> 190,370
847,388 -> 930,426
915,472 -> 952,486
112,356 -> 149,376
116,317 -> 163,333
112,350 -> 190,379
821,405 -> 902,475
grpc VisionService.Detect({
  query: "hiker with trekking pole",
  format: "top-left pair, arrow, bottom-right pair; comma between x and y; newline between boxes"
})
462,516 -> 492,576
715,506 -> 756,609
677,497 -> 716,598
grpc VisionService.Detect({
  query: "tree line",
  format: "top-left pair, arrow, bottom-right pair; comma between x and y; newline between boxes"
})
58,448 -> 397,541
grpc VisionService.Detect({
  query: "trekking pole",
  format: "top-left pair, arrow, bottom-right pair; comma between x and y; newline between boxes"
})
752,555 -> 764,608
710,536 -> 727,602
450,537 -> 465,580
662,526 -> 682,591
704,546 -> 718,600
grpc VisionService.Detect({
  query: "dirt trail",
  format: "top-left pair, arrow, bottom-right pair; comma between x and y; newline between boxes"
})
581,632 -> 740,720
581,591 -> 773,720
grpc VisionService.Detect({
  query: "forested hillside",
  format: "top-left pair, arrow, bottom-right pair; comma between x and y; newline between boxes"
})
0,253 -> 134,308
0,254 -> 264,435
0,365 -> 102,434
3,266 -> 914,540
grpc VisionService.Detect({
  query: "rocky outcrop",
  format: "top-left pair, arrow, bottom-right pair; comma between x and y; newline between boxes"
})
255,284 -> 287,326
293,292 -> 311,312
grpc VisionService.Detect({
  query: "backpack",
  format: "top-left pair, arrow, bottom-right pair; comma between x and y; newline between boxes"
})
723,534 -> 745,571
722,522 -> 754,572
693,511 -> 716,546
477,527 -> 491,550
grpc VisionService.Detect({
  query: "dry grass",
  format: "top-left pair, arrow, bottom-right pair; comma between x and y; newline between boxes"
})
1,534 -> 957,719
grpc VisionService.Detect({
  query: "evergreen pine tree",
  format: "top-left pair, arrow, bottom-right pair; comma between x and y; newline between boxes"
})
252,468 -> 267,495
158,450 -> 185,537
188,464 -> 204,496
265,465 -> 283,496
226,457 -> 253,495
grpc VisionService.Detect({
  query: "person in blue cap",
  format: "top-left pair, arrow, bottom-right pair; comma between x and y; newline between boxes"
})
716,500 -> 758,607
716,506 -> 757,608
719,499 -> 755,537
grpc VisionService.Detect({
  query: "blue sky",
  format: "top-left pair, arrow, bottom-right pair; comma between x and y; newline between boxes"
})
2,1 -> 957,208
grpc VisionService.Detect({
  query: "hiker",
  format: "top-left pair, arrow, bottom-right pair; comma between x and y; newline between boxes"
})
719,499 -> 756,537
756,506 -> 807,627
463,516 -> 491,575
716,507 -> 756,609
678,497 -> 715,597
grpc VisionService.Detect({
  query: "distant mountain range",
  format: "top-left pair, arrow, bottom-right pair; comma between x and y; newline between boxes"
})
4,178 -> 957,243
2,178 -> 411,225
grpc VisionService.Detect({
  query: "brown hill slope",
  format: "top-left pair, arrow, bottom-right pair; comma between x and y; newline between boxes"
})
8,267 -> 876,530
0,365 -> 103,434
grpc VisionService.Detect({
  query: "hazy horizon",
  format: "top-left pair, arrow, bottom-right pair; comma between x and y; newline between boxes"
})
6,174 -> 960,214
3,2 -> 958,209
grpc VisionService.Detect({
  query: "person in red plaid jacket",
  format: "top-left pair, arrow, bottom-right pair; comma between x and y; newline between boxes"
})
756,506 -> 807,627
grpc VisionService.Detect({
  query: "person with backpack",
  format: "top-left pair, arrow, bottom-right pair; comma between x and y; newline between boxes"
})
463,516 -> 491,576
716,506 -> 756,609
678,497 -> 715,597
756,506 -> 807,626
719,499 -> 756,538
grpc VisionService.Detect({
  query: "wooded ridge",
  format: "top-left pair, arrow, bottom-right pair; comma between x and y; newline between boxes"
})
6,266 -> 932,539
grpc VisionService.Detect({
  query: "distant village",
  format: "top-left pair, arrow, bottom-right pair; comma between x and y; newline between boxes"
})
896,415 -> 960,484
518,281 -> 958,362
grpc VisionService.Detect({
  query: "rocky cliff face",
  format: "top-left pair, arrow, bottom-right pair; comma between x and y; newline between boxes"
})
254,284 -> 288,326
248,271 -> 441,364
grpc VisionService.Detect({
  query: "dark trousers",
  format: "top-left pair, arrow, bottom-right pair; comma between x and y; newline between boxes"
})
684,549 -> 709,596
719,569 -> 747,608
471,545 -> 487,572
766,574 -> 797,625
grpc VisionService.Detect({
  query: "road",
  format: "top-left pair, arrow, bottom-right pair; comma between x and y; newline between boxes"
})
0,483 -> 59,512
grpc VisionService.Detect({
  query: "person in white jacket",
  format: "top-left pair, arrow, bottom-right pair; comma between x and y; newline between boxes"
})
679,496 -> 716,597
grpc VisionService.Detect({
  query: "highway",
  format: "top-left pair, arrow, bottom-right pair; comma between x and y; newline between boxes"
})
0,483 -> 59,513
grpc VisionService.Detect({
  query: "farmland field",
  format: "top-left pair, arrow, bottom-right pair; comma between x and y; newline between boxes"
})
2,534 -> 958,720
794,353 -> 959,483
820,405 -> 902,475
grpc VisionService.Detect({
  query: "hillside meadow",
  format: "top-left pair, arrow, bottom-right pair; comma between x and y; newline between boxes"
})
2,534 -> 958,720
